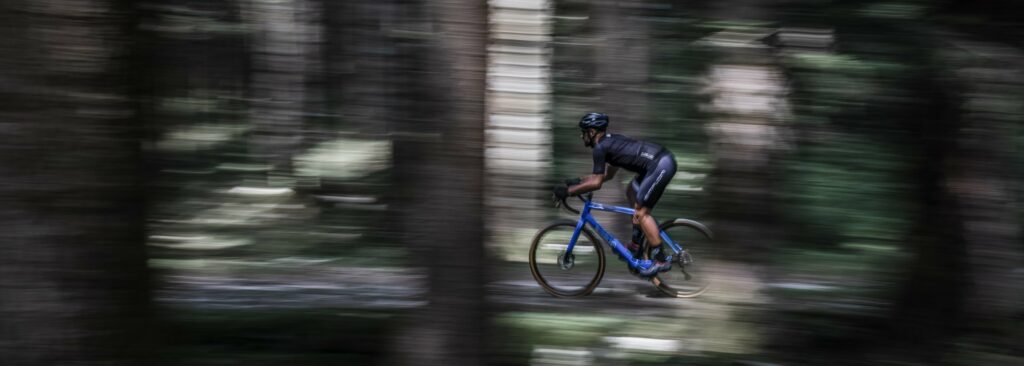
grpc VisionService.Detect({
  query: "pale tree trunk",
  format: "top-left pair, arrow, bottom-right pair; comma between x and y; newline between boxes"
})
244,0 -> 319,184
391,0 -> 489,365
702,0 -> 787,261
0,1 -> 152,365
485,0 -> 554,260
698,2 -> 790,359
705,54 -> 790,256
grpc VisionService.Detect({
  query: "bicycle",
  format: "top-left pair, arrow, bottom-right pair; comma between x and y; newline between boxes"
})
528,192 -> 716,298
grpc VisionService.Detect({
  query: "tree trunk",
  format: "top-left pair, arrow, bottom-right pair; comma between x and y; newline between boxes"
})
702,0 -> 786,262
940,37 -> 1024,335
325,0 -> 394,136
698,4 -> 790,361
485,0 -> 554,261
391,0 -> 489,365
592,0 -> 651,237
244,0 -> 319,183
594,0 -> 649,135
702,40 -> 790,261
0,1 -> 152,364
888,61 -> 967,364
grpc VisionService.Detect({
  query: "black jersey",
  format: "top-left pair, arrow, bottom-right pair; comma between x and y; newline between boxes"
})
591,133 -> 667,175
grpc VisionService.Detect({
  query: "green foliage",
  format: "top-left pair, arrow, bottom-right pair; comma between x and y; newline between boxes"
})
782,132 -> 915,245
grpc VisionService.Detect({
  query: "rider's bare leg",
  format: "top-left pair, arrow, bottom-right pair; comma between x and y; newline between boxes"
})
625,185 -> 643,252
635,205 -> 672,275
633,206 -> 662,247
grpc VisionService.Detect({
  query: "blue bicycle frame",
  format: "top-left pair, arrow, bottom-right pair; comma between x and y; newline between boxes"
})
563,199 -> 683,271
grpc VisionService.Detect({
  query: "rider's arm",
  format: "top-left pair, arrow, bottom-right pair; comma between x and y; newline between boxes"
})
568,165 -> 617,195
603,165 -> 619,182
569,142 -> 616,195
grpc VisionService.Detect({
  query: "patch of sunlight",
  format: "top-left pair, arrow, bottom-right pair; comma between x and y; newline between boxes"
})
531,347 -> 593,366
675,172 -> 706,180
665,171 -> 706,192
155,123 -> 248,152
675,154 -> 711,172
160,217 -> 248,225
499,227 -> 549,262
162,202 -> 281,227
294,138 -> 392,180
228,186 -> 295,196
603,337 -> 681,353
148,258 -> 267,269
148,235 -> 251,250
667,184 -> 703,192
500,312 -> 625,330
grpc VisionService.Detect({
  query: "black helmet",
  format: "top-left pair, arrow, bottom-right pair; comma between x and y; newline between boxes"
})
578,112 -> 609,131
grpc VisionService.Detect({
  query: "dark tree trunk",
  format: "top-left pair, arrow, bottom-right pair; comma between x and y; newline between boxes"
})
893,35 -> 1024,362
391,0 -> 489,365
888,69 -> 968,363
0,1 -> 153,365
592,0 -> 651,236
942,43 -> 1024,335
594,0 -> 649,134
325,0 -> 394,136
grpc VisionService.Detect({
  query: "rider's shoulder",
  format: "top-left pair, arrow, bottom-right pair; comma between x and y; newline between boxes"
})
603,133 -> 627,142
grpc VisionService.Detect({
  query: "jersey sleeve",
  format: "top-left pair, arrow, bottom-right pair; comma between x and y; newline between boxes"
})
591,145 -> 607,174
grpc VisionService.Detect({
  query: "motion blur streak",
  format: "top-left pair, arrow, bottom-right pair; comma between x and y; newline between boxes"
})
0,1 -> 1021,365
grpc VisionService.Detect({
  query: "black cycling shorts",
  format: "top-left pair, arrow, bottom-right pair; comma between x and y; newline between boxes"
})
629,153 -> 676,209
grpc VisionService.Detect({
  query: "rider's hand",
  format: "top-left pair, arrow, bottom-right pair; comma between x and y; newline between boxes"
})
552,185 -> 569,201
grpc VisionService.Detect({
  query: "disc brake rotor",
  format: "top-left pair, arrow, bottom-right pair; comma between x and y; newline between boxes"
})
558,252 -> 575,270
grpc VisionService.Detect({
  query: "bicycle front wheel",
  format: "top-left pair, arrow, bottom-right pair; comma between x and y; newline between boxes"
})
528,220 -> 605,297
650,219 -> 716,298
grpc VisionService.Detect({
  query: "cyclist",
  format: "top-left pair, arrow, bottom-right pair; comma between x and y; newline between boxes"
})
553,112 -> 678,277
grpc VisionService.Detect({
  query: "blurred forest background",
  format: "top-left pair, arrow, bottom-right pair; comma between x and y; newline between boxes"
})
1,0 -> 1022,365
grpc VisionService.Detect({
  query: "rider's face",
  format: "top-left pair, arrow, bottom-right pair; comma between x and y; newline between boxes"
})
580,129 -> 593,148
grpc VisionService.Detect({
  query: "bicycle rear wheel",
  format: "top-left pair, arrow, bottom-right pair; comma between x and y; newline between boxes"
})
528,220 -> 605,297
649,219 -> 716,297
